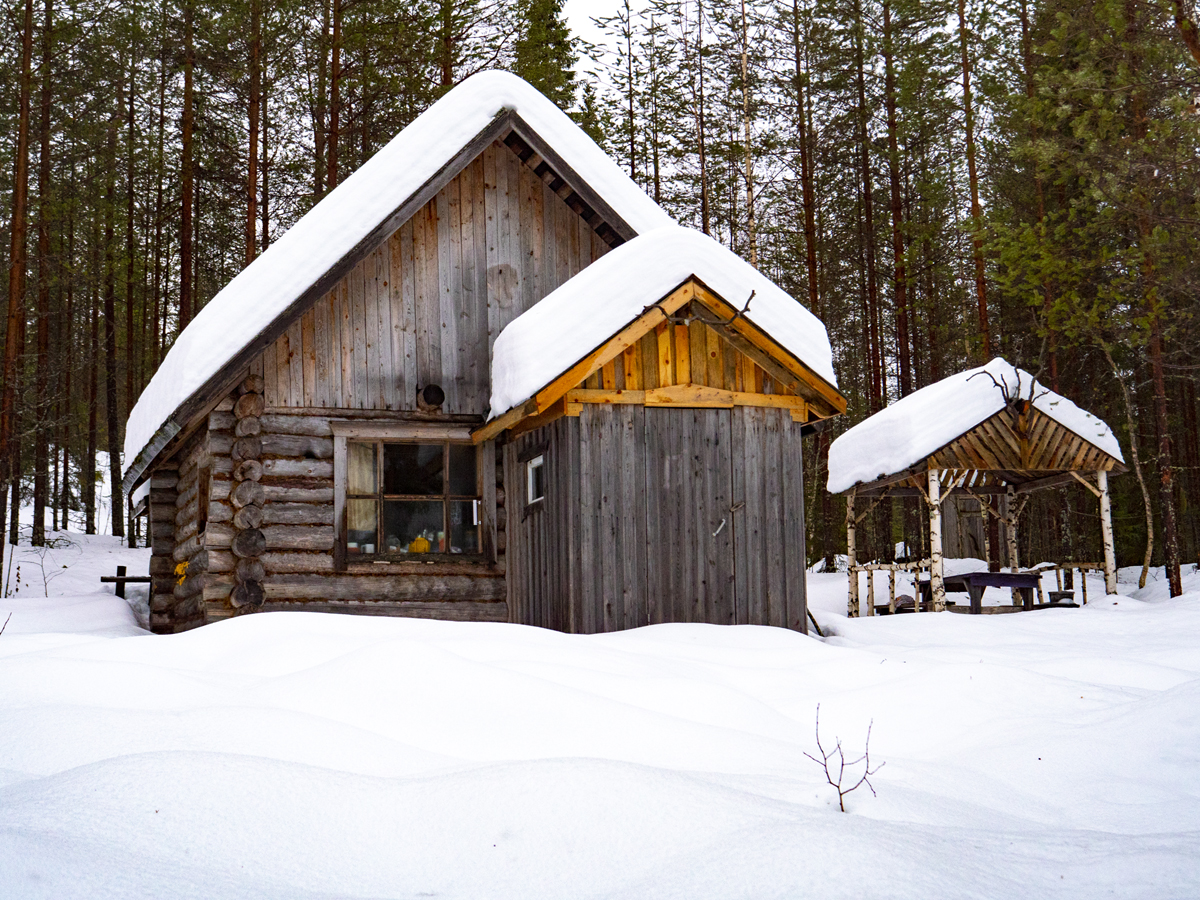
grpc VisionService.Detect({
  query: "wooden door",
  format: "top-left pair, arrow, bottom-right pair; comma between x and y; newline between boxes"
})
644,407 -> 736,625
730,406 -> 808,630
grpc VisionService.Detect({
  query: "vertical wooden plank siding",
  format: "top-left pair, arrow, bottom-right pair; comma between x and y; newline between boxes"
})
252,141 -> 611,417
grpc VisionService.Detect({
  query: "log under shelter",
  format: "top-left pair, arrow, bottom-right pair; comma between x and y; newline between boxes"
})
827,359 -> 1126,615
121,72 -> 845,634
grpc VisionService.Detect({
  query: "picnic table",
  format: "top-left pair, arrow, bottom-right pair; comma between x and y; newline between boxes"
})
919,571 -> 1042,614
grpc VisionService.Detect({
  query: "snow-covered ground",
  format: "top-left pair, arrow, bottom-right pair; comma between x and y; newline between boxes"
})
2,531 -> 1198,898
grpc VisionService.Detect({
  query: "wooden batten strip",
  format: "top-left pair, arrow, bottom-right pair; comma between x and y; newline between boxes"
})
563,385 -> 807,416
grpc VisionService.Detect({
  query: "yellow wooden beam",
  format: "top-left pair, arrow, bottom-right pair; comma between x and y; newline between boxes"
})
532,281 -> 695,414
691,282 -> 847,416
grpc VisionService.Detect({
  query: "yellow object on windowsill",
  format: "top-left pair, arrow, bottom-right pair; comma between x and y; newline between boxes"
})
408,535 -> 431,554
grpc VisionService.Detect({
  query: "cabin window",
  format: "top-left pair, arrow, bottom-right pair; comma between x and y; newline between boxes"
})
344,439 -> 480,558
526,455 -> 545,505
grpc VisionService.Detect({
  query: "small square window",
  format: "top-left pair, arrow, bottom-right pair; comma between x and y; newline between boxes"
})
527,455 -> 545,504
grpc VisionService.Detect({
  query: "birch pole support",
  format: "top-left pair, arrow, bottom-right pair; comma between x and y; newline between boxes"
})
1098,468 -> 1118,594
846,491 -> 859,617
927,468 -> 946,612
1006,482 -> 1021,604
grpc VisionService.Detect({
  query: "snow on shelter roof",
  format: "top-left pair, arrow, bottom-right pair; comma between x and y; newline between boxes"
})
826,358 -> 1124,494
122,71 -> 675,487
488,226 -> 838,420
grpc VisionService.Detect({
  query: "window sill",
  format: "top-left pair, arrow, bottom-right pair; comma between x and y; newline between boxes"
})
344,556 -> 499,576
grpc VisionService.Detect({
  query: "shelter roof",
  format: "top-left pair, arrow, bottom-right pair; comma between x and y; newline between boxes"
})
122,71 -> 675,492
474,227 -> 844,442
827,358 -> 1124,495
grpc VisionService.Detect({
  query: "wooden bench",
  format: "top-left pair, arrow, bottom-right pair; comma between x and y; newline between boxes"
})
100,565 -> 152,599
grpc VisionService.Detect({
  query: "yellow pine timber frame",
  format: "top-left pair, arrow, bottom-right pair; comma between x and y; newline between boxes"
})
472,278 -> 846,444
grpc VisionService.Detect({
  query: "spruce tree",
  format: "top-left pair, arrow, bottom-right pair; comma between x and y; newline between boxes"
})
513,0 -> 577,108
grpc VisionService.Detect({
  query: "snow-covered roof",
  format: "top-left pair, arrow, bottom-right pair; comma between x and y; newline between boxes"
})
826,358 -> 1124,494
488,226 -> 838,419
123,70 -> 675,486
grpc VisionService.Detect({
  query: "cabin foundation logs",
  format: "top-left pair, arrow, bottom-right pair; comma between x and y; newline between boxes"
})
230,374 -> 266,609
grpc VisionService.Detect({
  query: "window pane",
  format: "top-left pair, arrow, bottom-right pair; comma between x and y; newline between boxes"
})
447,444 -> 477,496
383,500 -> 444,553
449,500 -> 480,555
347,443 -> 377,494
383,443 -> 443,495
346,499 -> 378,554
527,456 -> 545,502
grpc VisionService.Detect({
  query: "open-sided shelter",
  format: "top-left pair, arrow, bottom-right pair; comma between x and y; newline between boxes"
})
828,359 -> 1125,614
122,72 -> 844,634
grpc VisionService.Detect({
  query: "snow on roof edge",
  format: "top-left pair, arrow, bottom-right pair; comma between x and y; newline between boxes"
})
123,70 -> 675,486
826,358 -> 1124,494
487,226 -> 837,421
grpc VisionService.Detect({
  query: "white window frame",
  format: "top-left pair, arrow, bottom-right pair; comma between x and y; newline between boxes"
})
526,454 -> 545,505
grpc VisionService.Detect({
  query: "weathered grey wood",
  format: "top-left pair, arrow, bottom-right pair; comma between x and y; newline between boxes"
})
234,416 -> 262,437
234,459 -> 263,482
232,505 -> 264,529
231,480 -> 266,509
262,574 -> 506,602
262,551 -> 335,574
231,436 -> 263,462
232,528 -> 267,559
261,502 -> 332,526
263,525 -> 335,551
260,434 -> 334,459
231,581 -> 265,608
234,392 -> 265,419
254,599 -> 508,621
262,459 -> 333,479
262,485 -> 333,504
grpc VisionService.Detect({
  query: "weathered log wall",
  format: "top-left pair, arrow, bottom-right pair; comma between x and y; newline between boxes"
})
506,405 -> 808,634
200,408 -> 506,622
156,425 -> 213,632
148,466 -> 180,633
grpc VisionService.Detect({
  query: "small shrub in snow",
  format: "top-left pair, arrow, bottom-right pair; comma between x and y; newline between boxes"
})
805,704 -> 884,813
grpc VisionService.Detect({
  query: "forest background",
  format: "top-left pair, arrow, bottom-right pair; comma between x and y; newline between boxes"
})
2,0 -> 1200,595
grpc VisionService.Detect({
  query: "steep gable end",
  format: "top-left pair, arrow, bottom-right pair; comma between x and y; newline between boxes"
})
254,140 -> 611,418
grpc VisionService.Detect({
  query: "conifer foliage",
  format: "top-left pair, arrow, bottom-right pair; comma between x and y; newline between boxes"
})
0,0 -> 1198,594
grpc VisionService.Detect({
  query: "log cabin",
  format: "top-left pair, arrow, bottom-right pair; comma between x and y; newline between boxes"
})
122,72 -> 846,635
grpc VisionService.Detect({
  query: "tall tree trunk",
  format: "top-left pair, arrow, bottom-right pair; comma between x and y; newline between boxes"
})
696,0 -> 710,234
327,0 -> 342,189
1,0 -> 34,570
180,0 -> 195,329
86,275 -> 98,535
739,0 -> 756,264
791,0 -> 819,321
314,0 -> 330,199
105,89 -> 124,538
1127,0 -> 1181,596
853,0 -> 882,413
151,12 -> 166,367
247,0 -> 260,265
1018,0 -> 1057,388
32,0 -> 54,546
958,0 -> 990,360
883,0 -> 911,398
125,62 -> 137,414
439,0 -> 454,87
60,201 -> 73,531
262,81 -> 270,251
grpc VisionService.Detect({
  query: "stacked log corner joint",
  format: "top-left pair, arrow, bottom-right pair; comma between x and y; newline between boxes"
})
230,374 -> 266,610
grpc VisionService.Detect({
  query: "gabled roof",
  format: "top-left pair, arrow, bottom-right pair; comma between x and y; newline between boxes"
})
827,358 -> 1124,494
474,227 -> 843,442
122,71 -> 675,492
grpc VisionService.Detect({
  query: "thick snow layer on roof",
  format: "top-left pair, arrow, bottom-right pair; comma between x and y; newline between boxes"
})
488,226 -> 837,419
827,358 -> 1124,493
123,70 -> 674,482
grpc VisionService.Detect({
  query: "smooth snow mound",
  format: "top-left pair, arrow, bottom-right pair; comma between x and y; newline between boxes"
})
124,70 -> 675,484
488,226 -> 837,418
827,358 -> 1123,493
